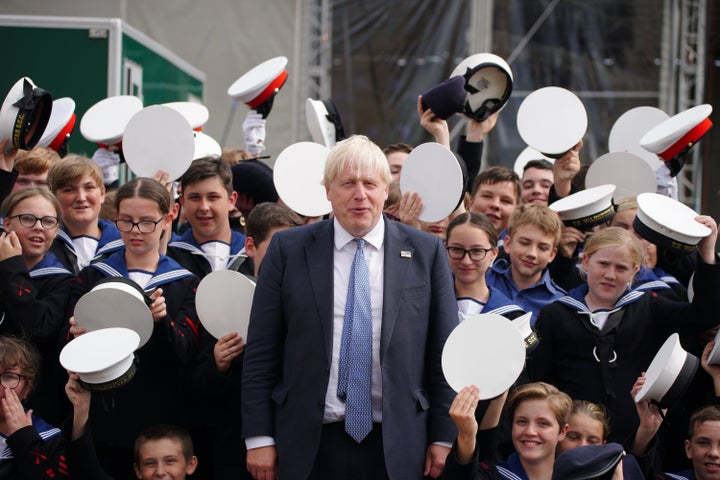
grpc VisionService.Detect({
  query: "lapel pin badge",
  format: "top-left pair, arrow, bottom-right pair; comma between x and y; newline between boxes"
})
400,250 -> 412,258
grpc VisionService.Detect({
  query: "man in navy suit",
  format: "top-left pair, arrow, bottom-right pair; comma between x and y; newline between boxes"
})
241,135 -> 458,479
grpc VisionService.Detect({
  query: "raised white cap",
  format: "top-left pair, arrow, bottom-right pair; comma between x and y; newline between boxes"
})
517,86 -> 587,156
79,95 -> 143,146
399,142 -> 464,223
273,141 -> 331,217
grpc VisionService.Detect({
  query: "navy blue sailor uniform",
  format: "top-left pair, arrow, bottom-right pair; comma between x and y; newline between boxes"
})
486,258 -> 566,325
49,219 -> 123,275
633,265 -> 688,301
0,413 -> 70,479
0,253 -> 74,427
168,228 -> 253,479
67,249 -> 201,458
531,254 -> 720,444
166,228 -> 249,278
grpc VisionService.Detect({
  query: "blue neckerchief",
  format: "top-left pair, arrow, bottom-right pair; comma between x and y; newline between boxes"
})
556,283 -> 645,313
168,228 -> 246,267
56,219 -> 124,258
634,265 -> 672,292
29,252 -> 73,278
0,413 -> 61,461
496,452 -> 529,480
89,249 -> 195,291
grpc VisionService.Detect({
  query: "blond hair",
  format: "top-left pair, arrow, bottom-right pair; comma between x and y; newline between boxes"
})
508,203 -> 563,246
322,135 -> 391,187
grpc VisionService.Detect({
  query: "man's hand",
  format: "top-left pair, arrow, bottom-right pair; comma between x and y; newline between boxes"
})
424,443 -> 451,478
247,445 -> 278,480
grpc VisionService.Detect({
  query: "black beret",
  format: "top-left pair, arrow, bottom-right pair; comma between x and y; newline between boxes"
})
231,159 -> 279,204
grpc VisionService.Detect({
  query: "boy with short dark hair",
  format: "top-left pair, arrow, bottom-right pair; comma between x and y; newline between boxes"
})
486,203 -> 566,324
468,166 -> 521,243
244,202 -> 302,278
167,156 -> 247,277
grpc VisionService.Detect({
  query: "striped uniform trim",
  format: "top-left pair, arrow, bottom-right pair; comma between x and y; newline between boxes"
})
634,280 -> 672,291
496,465 -> 524,480
95,239 -> 124,256
145,269 -> 194,290
168,241 -> 204,254
663,474 -> 690,480
89,263 -> 124,278
487,304 -> 525,316
30,266 -> 73,278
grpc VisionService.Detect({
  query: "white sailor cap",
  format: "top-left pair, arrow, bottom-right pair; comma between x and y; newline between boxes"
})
193,131 -> 222,160
196,270 -> 255,340
227,56 -> 288,108
419,76 -> 467,120
163,101 -> 209,131
585,152 -> 657,199
634,192 -> 711,253
305,98 -> 346,148
450,53 -> 513,122
37,97 -> 76,152
60,327 -> 140,391
549,184 -> 616,231
0,77 -> 53,150
513,146 -> 554,176
511,312 -> 540,353
517,86 -> 587,157
399,142 -> 464,223
608,106 -> 669,172
273,141 -> 331,217
706,328 -> 720,366
640,104 -> 713,165
634,333 -> 699,409
443,312 -> 526,399
79,95 -> 143,149
73,277 -> 154,348
122,104 -> 195,180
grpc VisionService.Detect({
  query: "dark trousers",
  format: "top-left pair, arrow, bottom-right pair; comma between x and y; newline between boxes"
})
308,422 -> 389,480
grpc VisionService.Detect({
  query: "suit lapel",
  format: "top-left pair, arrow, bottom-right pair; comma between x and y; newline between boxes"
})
381,219 -> 413,363
306,221 -> 335,366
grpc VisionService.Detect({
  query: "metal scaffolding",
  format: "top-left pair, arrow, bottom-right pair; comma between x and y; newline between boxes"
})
660,0 -> 707,208
295,0 -> 332,141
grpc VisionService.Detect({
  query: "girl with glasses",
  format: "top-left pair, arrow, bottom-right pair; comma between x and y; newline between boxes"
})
66,177 -> 201,480
0,187 -> 74,427
445,212 -> 524,319
0,336 -> 71,479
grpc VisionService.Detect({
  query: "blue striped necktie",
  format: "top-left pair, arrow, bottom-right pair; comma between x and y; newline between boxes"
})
337,238 -> 373,443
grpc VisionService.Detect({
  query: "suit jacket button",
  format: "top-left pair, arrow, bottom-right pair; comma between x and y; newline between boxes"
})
318,401 -> 324,408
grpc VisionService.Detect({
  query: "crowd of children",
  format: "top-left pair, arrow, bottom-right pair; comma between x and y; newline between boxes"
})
0,86 -> 715,480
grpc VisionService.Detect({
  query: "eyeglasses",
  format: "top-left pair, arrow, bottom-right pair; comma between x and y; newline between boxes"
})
0,372 -> 26,390
445,246 -> 494,261
7,213 -> 60,230
115,216 -> 166,233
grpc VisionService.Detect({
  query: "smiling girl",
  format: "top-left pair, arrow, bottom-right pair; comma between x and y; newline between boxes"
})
532,221 -> 720,444
444,382 -> 571,479
67,177 -> 201,480
445,212 -> 523,318
0,188 -> 74,425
